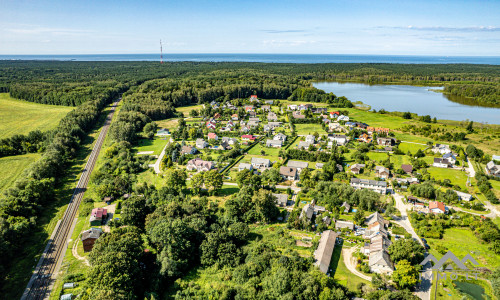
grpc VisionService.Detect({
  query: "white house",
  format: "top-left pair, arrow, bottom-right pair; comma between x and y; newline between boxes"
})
432,144 -> 451,154
266,139 -> 283,148
196,138 -> 209,149
238,163 -> 253,172
433,158 -> 450,168
251,157 -> 271,168
305,135 -> 315,144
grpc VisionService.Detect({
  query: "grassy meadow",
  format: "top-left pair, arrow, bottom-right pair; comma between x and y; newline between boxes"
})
0,153 -> 41,192
0,93 -> 73,139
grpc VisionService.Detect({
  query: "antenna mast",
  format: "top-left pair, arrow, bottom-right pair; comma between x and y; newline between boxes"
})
160,40 -> 163,64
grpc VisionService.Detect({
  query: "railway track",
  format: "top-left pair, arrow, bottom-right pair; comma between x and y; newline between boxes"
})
21,98 -> 121,300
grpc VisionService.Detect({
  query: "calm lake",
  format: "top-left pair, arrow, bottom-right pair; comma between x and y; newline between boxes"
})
313,82 -> 500,124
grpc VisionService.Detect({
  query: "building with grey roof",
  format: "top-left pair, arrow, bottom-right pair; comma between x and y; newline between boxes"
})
314,230 -> 338,274
350,178 -> 387,194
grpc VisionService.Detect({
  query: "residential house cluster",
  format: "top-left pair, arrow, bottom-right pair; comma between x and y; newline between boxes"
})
363,212 -> 393,275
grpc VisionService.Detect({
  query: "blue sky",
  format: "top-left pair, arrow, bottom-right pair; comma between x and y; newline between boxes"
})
1,0 -> 499,55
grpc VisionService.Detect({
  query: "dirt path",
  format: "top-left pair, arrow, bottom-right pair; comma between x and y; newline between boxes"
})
341,246 -> 372,281
71,239 -> 89,266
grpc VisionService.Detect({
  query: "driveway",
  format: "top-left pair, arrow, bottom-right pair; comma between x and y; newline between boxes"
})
393,192 -> 431,300
153,138 -> 173,174
342,246 -> 372,282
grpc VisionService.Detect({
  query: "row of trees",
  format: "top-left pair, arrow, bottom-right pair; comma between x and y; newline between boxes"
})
0,87 -> 123,291
0,130 -> 48,157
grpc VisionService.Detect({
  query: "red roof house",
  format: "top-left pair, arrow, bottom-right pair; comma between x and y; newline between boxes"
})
429,201 -> 446,214
208,132 -> 218,140
90,207 -> 107,226
241,135 -> 256,141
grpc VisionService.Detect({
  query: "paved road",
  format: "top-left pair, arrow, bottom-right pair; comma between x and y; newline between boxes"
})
21,98 -> 121,300
393,192 -> 430,300
393,193 -> 424,246
466,157 -> 476,177
153,138 -> 173,174
342,246 -> 372,281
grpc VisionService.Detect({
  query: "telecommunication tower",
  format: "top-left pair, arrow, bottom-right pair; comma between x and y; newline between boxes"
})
160,40 -> 163,64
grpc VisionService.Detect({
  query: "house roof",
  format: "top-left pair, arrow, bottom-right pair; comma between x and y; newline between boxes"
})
90,207 -> 107,220
300,204 -> 315,220
181,145 -> 195,154
81,228 -> 102,240
429,201 -> 446,212
366,212 -> 385,226
251,157 -> 271,165
287,160 -> 309,169
280,166 -> 297,177
241,135 -> 255,139
314,230 -> 338,274
266,139 -> 283,146
335,220 -> 354,229
273,193 -> 288,206
401,164 -> 413,173
434,158 -> 449,164
369,250 -> 393,269
350,178 -> 387,187
298,141 -> 312,148
208,133 -> 217,139
238,163 -> 252,170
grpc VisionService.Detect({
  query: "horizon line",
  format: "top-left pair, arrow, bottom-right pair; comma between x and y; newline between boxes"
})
1,53 -> 500,58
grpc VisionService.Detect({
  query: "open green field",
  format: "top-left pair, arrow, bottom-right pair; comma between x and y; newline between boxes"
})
398,142 -> 428,153
0,153 -> 41,192
294,123 -> 325,135
426,228 -> 500,268
247,143 -> 281,157
135,137 -> 169,155
176,104 -> 204,115
390,154 -> 413,168
427,167 -> 469,190
0,93 -> 73,139
331,245 -> 370,292
367,152 -> 390,162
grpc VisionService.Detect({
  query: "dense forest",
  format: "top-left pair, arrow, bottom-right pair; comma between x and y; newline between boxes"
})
0,61 -> 499,107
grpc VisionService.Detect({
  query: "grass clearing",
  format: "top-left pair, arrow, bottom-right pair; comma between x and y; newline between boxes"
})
246,143 -> 281,157
0,153 -> 41,192
294,123 -> 325,135
135,137 -> 169,155
175,104 -> 204,115
426,228 -> 500,269
427,167 -> 469,190
398,142 -> 428,153
331,245 -> 370,292
0,93 -> 73,139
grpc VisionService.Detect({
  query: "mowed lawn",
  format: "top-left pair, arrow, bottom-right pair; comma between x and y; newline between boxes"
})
294,124 -> 325,135
0,153 -> 41,192
331,245 -> 370,292
0,93 -> 73,138
426,228 -> 500,268
135,137 -> 169,155
247,143 -> 281,157
427,167 -> 469,189
398,142 -> 428,153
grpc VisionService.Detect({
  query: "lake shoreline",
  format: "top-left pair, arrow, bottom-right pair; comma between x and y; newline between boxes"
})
313,81 -> 500,124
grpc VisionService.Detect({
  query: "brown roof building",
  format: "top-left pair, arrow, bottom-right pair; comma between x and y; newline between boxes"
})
81,228 -> 102,252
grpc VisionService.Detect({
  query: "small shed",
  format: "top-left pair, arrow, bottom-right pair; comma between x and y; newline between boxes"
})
60,294 -> 72,300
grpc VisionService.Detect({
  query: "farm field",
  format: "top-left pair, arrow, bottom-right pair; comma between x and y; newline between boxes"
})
0,93 -> 73,139
0,153 -> 41,192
